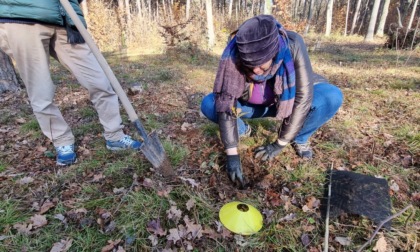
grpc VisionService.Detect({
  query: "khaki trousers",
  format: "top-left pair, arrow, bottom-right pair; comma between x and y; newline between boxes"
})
0,23 -> 125,146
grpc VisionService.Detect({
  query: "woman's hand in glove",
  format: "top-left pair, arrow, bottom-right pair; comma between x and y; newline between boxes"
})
254,141 -> 286,161
226,154 -> 245,187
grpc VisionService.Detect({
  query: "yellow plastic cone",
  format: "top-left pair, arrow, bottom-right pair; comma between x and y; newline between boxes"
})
219,201 -> 263,235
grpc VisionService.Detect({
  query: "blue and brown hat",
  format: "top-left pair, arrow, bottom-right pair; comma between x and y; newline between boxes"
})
236,15 -> 279,67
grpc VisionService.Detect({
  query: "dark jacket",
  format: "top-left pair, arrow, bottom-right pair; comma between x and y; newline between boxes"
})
219,31 -> 327,149
0,0 -> 86,28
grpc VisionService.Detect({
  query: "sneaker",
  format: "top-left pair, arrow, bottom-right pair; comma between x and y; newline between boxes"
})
240,124 -> 252,138
106,135 -> 142,151
56,144 -> 77,166
291,142 -> 313,159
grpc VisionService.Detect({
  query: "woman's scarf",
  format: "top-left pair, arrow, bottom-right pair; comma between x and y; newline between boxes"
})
213,23 -> 296,120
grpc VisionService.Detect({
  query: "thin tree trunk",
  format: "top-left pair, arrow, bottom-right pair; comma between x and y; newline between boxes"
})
315,0 -> 325,27
364,0 -> 381,41
229,0 -> 233,18
124,0 -> 131,22
325,0 -> 334,36
350,0 -> 362,34
162,0 -> 167,16
357,0 -> 370,34
156,1 -> 159,21
344,0 -> 350,35
302,0 -> 308,20
206,0 -> 215,48
251,0 -> 255,16
407,0 -> 419,29
148,0 -> 152,20
264,0 -> 272,14
186,0 -> 191,19
376,0 -> 390,36
0,49 -> 21,93
136,0 -> 141,16
304,0 -> 314,35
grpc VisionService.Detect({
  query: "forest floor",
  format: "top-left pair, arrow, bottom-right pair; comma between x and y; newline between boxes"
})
0,35 -> 419,252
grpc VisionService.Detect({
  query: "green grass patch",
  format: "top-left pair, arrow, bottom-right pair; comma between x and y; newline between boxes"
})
79,107 -> 98,119
0,162 -> 6,173
163,140 -> 189,167
73,122 -> 103,138
201,123 -> 219,137
393,124 -> 420,153
20,119 -> 41,133
0,199 -> 29,233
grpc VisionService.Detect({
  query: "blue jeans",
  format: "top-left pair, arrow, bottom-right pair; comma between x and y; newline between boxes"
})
200,83 -> 343,144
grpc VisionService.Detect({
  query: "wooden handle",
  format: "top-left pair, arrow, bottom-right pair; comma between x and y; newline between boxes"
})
59,0 -> 139,122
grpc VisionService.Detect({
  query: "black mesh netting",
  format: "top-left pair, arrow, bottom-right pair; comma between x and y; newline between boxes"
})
321,170 -> 392,229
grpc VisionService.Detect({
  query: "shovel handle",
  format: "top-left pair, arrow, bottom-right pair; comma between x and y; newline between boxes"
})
59,0 -> 139,123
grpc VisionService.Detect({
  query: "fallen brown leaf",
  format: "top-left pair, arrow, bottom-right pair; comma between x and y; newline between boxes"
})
146,219 -> 167,236
148,234 -> 158,246
101,239 -> 121,252
50,238 -> 73,252
179,176 -> 200,188
31,214 -> 48,229
40,200 -> 55,214
17,176 -> 34,185
373,235 -> 387,252
186,198 -> 195,211
167,228 -> 181,243
184,215 -> 203,239
92,173 -> 105,182
13,223 -> 32,234
166,206 -> 182,223
335,236 -> 351,246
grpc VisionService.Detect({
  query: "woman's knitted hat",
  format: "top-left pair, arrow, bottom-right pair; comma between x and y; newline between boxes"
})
236,15 -> 279,67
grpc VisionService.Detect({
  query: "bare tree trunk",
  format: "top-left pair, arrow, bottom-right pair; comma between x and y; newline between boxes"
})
229,0 -> 233,18
156,1 -> 159,21
350,0 -> 362,34
407,0 -> 419,29
315,0 -> 325,27
148,0 -> 152,20
206,0 -> 215,48
124,0 -> 131,22
136,0 -> 141,16
186,0 -> 191,19
376,0 -> 390,36
364,0 -> 381,41
162,0 -> 167,16
0,50 -> 21,93
251,0 -> 255,16
264,0 -> 272,14
357,0 -> 371,34
325,0 -> 334,36
304,0 -> 314,35
344,0 -> 350,35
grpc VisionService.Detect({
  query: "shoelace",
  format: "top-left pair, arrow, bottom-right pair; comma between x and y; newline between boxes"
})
296,142 -> 311,152
56,145 -> 73,154
119,136 -> 134,146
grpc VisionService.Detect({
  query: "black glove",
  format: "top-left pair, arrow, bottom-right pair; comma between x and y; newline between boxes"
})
226,155 -> 244,187
254,141 -> 286,161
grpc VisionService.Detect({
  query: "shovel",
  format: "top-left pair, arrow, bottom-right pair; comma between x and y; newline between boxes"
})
60,0 -> 175,177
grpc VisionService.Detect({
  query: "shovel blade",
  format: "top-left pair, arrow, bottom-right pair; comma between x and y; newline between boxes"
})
140,132 -> 175,177
140,131 -> 165,168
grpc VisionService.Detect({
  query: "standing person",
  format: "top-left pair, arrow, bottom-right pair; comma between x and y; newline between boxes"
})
201,15 -> 343,187
0,0 -> 141,166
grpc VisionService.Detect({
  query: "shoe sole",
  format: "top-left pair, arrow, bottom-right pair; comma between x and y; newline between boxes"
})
106,146 -> 128,151
106,146 -> 141,151
56,159 -> 77,166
